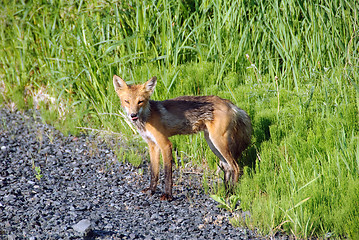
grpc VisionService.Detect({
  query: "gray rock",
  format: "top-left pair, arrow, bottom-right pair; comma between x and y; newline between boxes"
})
72,219 -> 92,235
7,234 -> 16,240
3,195 -> 15,202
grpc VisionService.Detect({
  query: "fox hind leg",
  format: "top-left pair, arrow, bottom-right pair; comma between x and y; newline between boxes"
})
204,130 -> 240,186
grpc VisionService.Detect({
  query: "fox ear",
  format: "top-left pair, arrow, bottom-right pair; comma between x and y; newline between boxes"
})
144,76 -> 157,94
113,75 -> 128,91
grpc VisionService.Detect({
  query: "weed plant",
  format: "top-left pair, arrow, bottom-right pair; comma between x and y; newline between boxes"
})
1,0 -> 358,238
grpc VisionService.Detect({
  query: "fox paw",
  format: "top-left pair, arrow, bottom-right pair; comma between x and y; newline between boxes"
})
160,193 -> 173,201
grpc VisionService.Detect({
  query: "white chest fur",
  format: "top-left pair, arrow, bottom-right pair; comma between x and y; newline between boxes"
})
138,129 -> 157,144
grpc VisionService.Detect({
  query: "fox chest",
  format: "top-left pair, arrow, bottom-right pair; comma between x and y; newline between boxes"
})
137,129 -> 157,144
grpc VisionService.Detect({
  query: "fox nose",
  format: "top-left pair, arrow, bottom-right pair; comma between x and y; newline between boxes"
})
130,113 -> 139,121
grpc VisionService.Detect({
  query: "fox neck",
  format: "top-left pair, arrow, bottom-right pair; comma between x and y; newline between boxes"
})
130,101 -> 151,130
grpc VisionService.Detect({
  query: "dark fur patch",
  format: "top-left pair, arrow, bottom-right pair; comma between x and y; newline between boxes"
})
149,96 -> 215,135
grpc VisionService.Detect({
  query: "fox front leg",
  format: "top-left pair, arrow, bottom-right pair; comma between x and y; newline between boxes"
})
159,141 -> 173,201
142,142 -> 160,195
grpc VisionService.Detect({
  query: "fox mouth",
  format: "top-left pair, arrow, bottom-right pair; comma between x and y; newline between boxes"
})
129,113 -> 139,121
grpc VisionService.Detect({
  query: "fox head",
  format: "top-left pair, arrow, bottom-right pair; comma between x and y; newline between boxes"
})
113,75 -> 157,122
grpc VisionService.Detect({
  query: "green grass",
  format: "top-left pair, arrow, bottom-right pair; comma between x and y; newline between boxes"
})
235,73 -> 359,238
1,0 -> 358,238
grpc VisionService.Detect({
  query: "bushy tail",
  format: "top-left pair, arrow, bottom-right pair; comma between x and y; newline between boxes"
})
229,104 -> 252,160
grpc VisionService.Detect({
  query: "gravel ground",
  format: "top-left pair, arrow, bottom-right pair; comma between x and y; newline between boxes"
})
0,108 -> 262,239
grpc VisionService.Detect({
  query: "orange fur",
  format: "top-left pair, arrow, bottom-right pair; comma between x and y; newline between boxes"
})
113,75 -> 252,200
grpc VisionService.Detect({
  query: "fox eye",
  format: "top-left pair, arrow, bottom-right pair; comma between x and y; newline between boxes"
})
124,100 -> 129,104
138,100 -> 144,104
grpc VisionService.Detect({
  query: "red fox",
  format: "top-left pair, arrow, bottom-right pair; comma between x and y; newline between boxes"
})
113,75 -> 252,201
